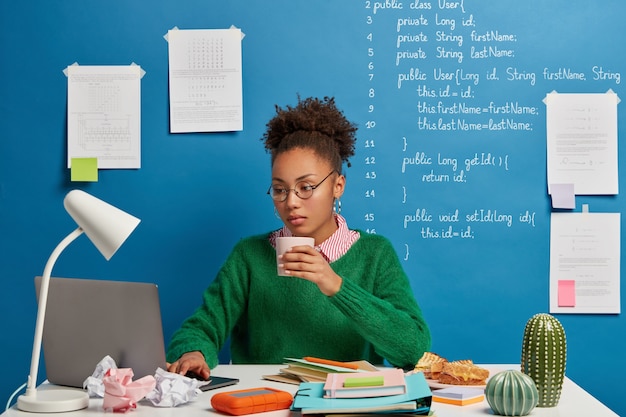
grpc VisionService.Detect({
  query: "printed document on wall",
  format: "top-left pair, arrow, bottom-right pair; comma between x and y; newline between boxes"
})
549,212 -> 620,314
545,91 -> 619,195
67,65 -> 142,169
167,28 -> 243,133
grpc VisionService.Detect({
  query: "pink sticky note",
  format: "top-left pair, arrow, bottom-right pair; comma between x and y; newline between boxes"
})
558,280 -> 576,307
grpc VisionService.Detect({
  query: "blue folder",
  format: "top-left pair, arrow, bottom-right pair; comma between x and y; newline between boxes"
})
291,372 -> 432,414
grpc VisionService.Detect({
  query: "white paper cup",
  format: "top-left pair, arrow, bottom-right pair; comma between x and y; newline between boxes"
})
275,236 -> 315,276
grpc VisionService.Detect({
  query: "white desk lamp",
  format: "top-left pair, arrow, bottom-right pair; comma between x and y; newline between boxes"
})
17,189 -> 141,413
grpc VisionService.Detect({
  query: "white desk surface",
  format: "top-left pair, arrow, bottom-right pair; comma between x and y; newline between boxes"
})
3,364 -> 618,417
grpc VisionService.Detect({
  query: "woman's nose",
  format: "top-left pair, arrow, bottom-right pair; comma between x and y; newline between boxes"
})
284,189 -> 301,207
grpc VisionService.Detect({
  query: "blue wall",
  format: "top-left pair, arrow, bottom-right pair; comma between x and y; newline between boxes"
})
0,1 -> 623,415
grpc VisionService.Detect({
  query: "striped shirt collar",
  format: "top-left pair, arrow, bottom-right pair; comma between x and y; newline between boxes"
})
269,214 -> 360,263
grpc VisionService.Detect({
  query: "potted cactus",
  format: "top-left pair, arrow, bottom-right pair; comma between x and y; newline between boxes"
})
520,313 -> 566,407
485,369 -> 539,416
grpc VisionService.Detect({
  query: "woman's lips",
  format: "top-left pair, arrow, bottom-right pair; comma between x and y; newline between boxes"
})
288,215 -> 306,226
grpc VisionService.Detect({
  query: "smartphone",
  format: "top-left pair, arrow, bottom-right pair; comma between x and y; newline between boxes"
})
198,375 -> 240,391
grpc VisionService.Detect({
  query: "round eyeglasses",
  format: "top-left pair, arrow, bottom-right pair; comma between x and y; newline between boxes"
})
267,170 -> 337,202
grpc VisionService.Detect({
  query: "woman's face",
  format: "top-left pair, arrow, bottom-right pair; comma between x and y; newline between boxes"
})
271,148 -> 345,245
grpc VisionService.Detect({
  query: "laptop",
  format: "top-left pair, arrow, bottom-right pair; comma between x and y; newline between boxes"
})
35,276 -> 168,388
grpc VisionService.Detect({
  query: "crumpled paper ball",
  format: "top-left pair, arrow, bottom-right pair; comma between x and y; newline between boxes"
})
103,368 -> 156,412
83,356 -> 204,408
83,355 -> 118,397
145,368 -> 205,407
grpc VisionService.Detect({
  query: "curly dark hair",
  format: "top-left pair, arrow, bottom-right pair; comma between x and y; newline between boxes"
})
262,96 -> 357,171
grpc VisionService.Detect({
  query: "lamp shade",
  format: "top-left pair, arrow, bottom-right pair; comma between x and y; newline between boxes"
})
63,190 -> 140,260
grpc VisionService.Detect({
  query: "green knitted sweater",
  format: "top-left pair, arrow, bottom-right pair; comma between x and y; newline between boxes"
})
166,232 -> 430,369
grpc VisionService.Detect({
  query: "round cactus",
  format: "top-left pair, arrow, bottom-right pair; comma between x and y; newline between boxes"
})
520,313 -> 566,407
485,370 -> 539,416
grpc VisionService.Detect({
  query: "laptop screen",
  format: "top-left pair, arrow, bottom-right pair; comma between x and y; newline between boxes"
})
35,276 -> 167,388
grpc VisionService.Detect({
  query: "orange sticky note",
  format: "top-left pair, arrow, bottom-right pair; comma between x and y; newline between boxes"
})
558,280 -> 576,307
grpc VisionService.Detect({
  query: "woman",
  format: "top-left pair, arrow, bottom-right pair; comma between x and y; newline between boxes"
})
167,96 -> 430,379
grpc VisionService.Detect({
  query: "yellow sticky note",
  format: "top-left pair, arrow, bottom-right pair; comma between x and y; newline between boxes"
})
71,158 -> 98,182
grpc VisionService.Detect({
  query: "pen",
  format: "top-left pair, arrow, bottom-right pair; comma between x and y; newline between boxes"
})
303,356 -> 360,370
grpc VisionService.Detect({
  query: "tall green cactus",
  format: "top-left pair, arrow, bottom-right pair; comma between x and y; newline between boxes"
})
520,313 -> 566,407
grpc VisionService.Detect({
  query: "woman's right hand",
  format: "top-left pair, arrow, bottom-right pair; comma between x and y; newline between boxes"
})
167,351 -> 211,380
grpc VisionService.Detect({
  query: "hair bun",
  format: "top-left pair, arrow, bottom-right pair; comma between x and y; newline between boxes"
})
262,96 -> 357,168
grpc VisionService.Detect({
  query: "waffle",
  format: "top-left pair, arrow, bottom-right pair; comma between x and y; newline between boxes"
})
414,352 -> 448,379
437,360 -> 489,385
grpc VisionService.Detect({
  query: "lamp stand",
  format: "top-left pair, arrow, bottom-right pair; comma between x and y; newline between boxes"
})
17,227 -> 90,412
17,389 -> 90,413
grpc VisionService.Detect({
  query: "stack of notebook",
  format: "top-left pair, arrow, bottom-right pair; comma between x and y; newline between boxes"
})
323,369 -> 407,398
263,357 -> 380,384
290,369 -> 432,416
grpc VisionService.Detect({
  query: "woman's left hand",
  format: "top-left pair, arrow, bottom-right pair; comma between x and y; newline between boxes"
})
279,245 -> 342,296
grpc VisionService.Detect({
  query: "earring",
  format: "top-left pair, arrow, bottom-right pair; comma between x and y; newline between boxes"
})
334,199 -> 342,215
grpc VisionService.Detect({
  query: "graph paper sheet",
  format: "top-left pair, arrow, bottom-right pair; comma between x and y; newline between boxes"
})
167,28 -> 243,133
66,64 -> 142,169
